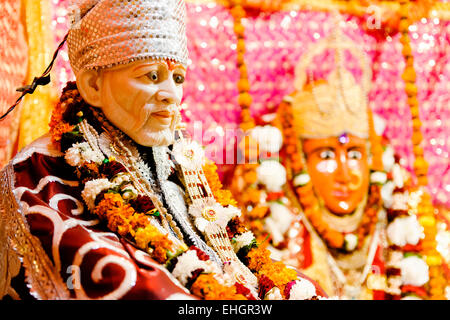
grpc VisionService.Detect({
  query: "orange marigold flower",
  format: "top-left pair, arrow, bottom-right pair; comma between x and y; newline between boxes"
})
203,161 -> 238,207
246,246 -> 272,272
153,246 -> 168,264
190,274 -> 246,300
258,261 -> 297,293
247,205 -> 269,220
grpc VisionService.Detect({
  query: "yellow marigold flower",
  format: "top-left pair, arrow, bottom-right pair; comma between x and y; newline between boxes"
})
419,215 -> 436,228
426,255 -> 442,266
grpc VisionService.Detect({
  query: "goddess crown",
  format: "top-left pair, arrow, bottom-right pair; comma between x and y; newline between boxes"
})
289,17 -> 372,139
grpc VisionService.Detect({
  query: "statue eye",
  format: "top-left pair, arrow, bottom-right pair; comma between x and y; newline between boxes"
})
348,150 -> 362,160
319,150 -> 335,160
147,71 -> 159,82
173,73 -> 185,84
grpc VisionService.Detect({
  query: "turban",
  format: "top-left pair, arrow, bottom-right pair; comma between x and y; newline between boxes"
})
67,0 -> 188,74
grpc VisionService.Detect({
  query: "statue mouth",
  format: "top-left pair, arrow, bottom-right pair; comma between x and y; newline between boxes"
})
332,189 -> 351,199
152,110 -> 173,119
151,110 -> 174,126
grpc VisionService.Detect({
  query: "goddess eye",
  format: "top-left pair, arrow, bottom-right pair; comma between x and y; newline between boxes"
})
348,150 -> 362,160
147,71 -> 159,82
173,73 -> 185,84
319,150 -> 335,160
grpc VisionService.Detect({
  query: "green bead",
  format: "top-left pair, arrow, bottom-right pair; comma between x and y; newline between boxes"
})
103,158 -> 110,164
153,210 -> 160,217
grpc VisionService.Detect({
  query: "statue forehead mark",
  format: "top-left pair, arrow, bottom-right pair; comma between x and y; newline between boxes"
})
166,59 -> 185,71
133,59 -> 186,72
338,132 -> 349,145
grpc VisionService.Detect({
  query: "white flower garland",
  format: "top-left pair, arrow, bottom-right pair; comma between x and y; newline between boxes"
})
189,200 -> 240,233
81,178 -> 115,210
232,231 -> 255,253
250,125 -> 283,153
172,250 -> 222,286
399,255 -> 429,287
172,139 -> 205,170
256,160 -> 286,192
65,142 -> 104,166
387,215 -> 424,247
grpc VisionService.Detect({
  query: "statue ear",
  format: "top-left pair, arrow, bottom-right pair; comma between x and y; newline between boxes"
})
76,69 -> 103,107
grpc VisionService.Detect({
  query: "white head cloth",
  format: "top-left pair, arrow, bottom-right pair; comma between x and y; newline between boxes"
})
67,0 -> 188,74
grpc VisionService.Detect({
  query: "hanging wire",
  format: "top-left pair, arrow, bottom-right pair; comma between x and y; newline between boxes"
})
0,33 -> 68,121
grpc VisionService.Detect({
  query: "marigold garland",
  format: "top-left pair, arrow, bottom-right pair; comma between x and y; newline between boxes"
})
398,0 -> 446,300
190,274 -> 246,300
245,246 -> 298,297
203,160 -> 238,207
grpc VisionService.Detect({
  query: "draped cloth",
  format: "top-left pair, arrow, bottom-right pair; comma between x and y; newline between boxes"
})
0,134 -> 194,300
0,0 -> 28,169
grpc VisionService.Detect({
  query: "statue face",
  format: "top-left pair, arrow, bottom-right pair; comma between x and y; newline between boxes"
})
98,59 -> 186,146
302,134 -> 370,215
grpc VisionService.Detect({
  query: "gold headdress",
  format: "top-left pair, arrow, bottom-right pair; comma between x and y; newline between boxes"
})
289,20 -> 372,139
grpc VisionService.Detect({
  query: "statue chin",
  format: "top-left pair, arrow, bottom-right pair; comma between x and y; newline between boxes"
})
122,127 -> 176,147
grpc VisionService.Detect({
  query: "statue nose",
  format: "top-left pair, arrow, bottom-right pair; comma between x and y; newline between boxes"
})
335,154 -> 351,183
155,78 -> 180,105
156,90 -> 176,104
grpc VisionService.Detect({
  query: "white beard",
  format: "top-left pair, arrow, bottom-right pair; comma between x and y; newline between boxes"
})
142,127 -> 176,147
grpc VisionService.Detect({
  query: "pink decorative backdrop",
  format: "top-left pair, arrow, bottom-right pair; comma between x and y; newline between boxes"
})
50,1 -> 450,207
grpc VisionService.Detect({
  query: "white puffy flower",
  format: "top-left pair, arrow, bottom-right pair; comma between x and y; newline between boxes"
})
381,181 -> 395,208
370,171 -> 387,185
171,250 -> 221,286
251,125 -> 283,153
172,139 -> 205,170
81,148 -> 104,164
189,200 -> 239,233
288,278 -> 317,300
232,231 -> 255,253
344,233 -> 358,251
399,255 -> 429,287
387,215 -> 424,247
65,145 -> 83,166
81,178 -> 115,210
264,287 -> 283,300
391,192 -> 409,211
65,142 -> 103,166
256,160 -> 286,192
392,164 -> 406,188
382,146 -> 395,172
265,203 -> 294,246
293,173 -> 310,187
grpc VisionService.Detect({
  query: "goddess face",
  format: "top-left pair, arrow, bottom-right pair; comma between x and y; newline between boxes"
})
78,59 -> 186,147
302,134 -> 370,215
